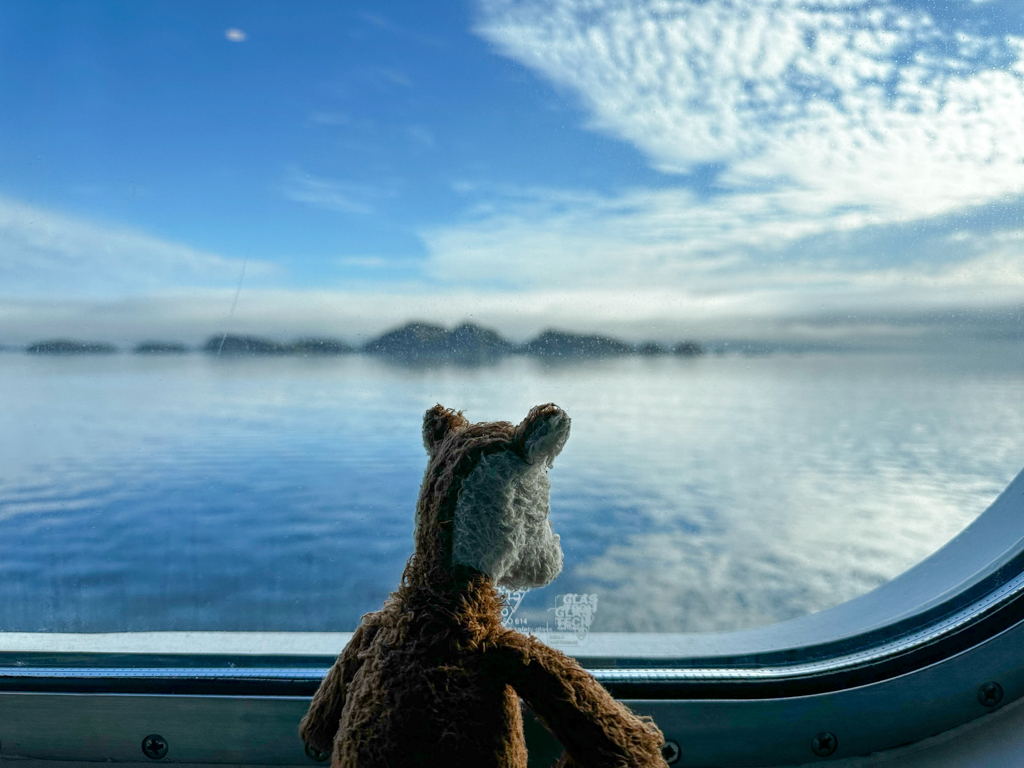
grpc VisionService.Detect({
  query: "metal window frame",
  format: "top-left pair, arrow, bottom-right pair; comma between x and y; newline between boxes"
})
1,468 -> 1023,766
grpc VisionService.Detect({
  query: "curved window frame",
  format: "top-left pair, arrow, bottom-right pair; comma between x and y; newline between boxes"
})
1,468 -> 1023,765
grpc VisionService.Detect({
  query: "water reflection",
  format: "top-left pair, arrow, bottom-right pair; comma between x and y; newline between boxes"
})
0,348 -> 1021,633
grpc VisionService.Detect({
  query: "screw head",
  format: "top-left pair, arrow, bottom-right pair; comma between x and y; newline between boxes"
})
304,742 -> 330,763
978,681 -> 1004,707
811,731 -> 838,757
661,739 -> 681,765
141,734 -> 168,760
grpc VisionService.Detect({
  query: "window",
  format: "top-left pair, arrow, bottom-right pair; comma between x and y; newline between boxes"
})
1,0 -> 1023,765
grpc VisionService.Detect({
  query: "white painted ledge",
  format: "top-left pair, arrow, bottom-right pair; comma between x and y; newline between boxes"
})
0,631 -> 686,657
0,632 -> 355,656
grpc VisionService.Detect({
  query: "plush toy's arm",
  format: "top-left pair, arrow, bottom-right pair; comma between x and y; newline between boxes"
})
299,620 -> 376,754
490,632 -> 667,768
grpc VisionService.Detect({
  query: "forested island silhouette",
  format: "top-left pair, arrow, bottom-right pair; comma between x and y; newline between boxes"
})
19,321 -> 705,362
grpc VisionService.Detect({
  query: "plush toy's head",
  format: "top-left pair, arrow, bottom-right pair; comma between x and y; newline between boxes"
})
412,403 -> 570,591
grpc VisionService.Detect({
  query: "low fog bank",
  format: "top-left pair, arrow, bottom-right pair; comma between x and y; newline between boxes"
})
0,292 -> 1021,356
13,323 -> 707,362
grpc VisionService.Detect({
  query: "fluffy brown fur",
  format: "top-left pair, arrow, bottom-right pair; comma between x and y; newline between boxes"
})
300,404 -> 667,767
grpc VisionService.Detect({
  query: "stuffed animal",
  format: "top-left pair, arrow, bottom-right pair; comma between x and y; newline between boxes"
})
300,403 -> 667,767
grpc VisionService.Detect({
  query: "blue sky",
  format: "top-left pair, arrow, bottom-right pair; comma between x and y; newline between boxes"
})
1,0 -> 1023,346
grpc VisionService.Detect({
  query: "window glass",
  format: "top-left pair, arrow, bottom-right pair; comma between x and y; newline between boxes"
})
1,0 -> 1022,640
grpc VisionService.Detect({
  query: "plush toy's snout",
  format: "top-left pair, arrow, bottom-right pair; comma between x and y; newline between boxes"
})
516,404 -> 571,467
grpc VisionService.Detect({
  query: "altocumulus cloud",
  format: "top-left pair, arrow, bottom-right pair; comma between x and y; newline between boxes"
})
476,0 -> 1024,218
442,0 -> 1024,326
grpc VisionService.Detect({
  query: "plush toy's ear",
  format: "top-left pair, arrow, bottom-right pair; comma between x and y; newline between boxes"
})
516,403 -> 571,466
422,404 -> 469,457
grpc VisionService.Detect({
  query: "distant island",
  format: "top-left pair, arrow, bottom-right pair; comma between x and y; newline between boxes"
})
364,322 -> 512,363
26,339 -> 118,354
201,335 -> 354,356
202,322 -> 703,362
521,329 -> 633,358
135,341 -> 189,354
20,322 -> 705,362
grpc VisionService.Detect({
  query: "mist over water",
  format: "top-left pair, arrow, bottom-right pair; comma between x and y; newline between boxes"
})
0,347 -> 1022,633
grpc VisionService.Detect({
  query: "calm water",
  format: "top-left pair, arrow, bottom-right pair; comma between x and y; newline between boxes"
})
1,347 -> 1022,634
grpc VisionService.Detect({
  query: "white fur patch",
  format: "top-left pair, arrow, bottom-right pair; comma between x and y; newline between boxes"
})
451,451 -> 563,589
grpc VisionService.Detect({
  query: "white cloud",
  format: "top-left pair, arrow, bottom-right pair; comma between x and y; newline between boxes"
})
1,183 -> 1019,347
420,183 -> 1024,319
336,0 -> 1024,333
475,0 -> 1024,232
0,196 -> 263,298
424,185 -> 862,288
282,170 -> 380,215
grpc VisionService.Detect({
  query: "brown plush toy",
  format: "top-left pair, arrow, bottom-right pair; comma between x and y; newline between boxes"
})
300,403 -> 667,767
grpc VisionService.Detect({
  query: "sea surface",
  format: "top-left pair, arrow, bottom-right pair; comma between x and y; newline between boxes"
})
1,346 -> 1022,634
